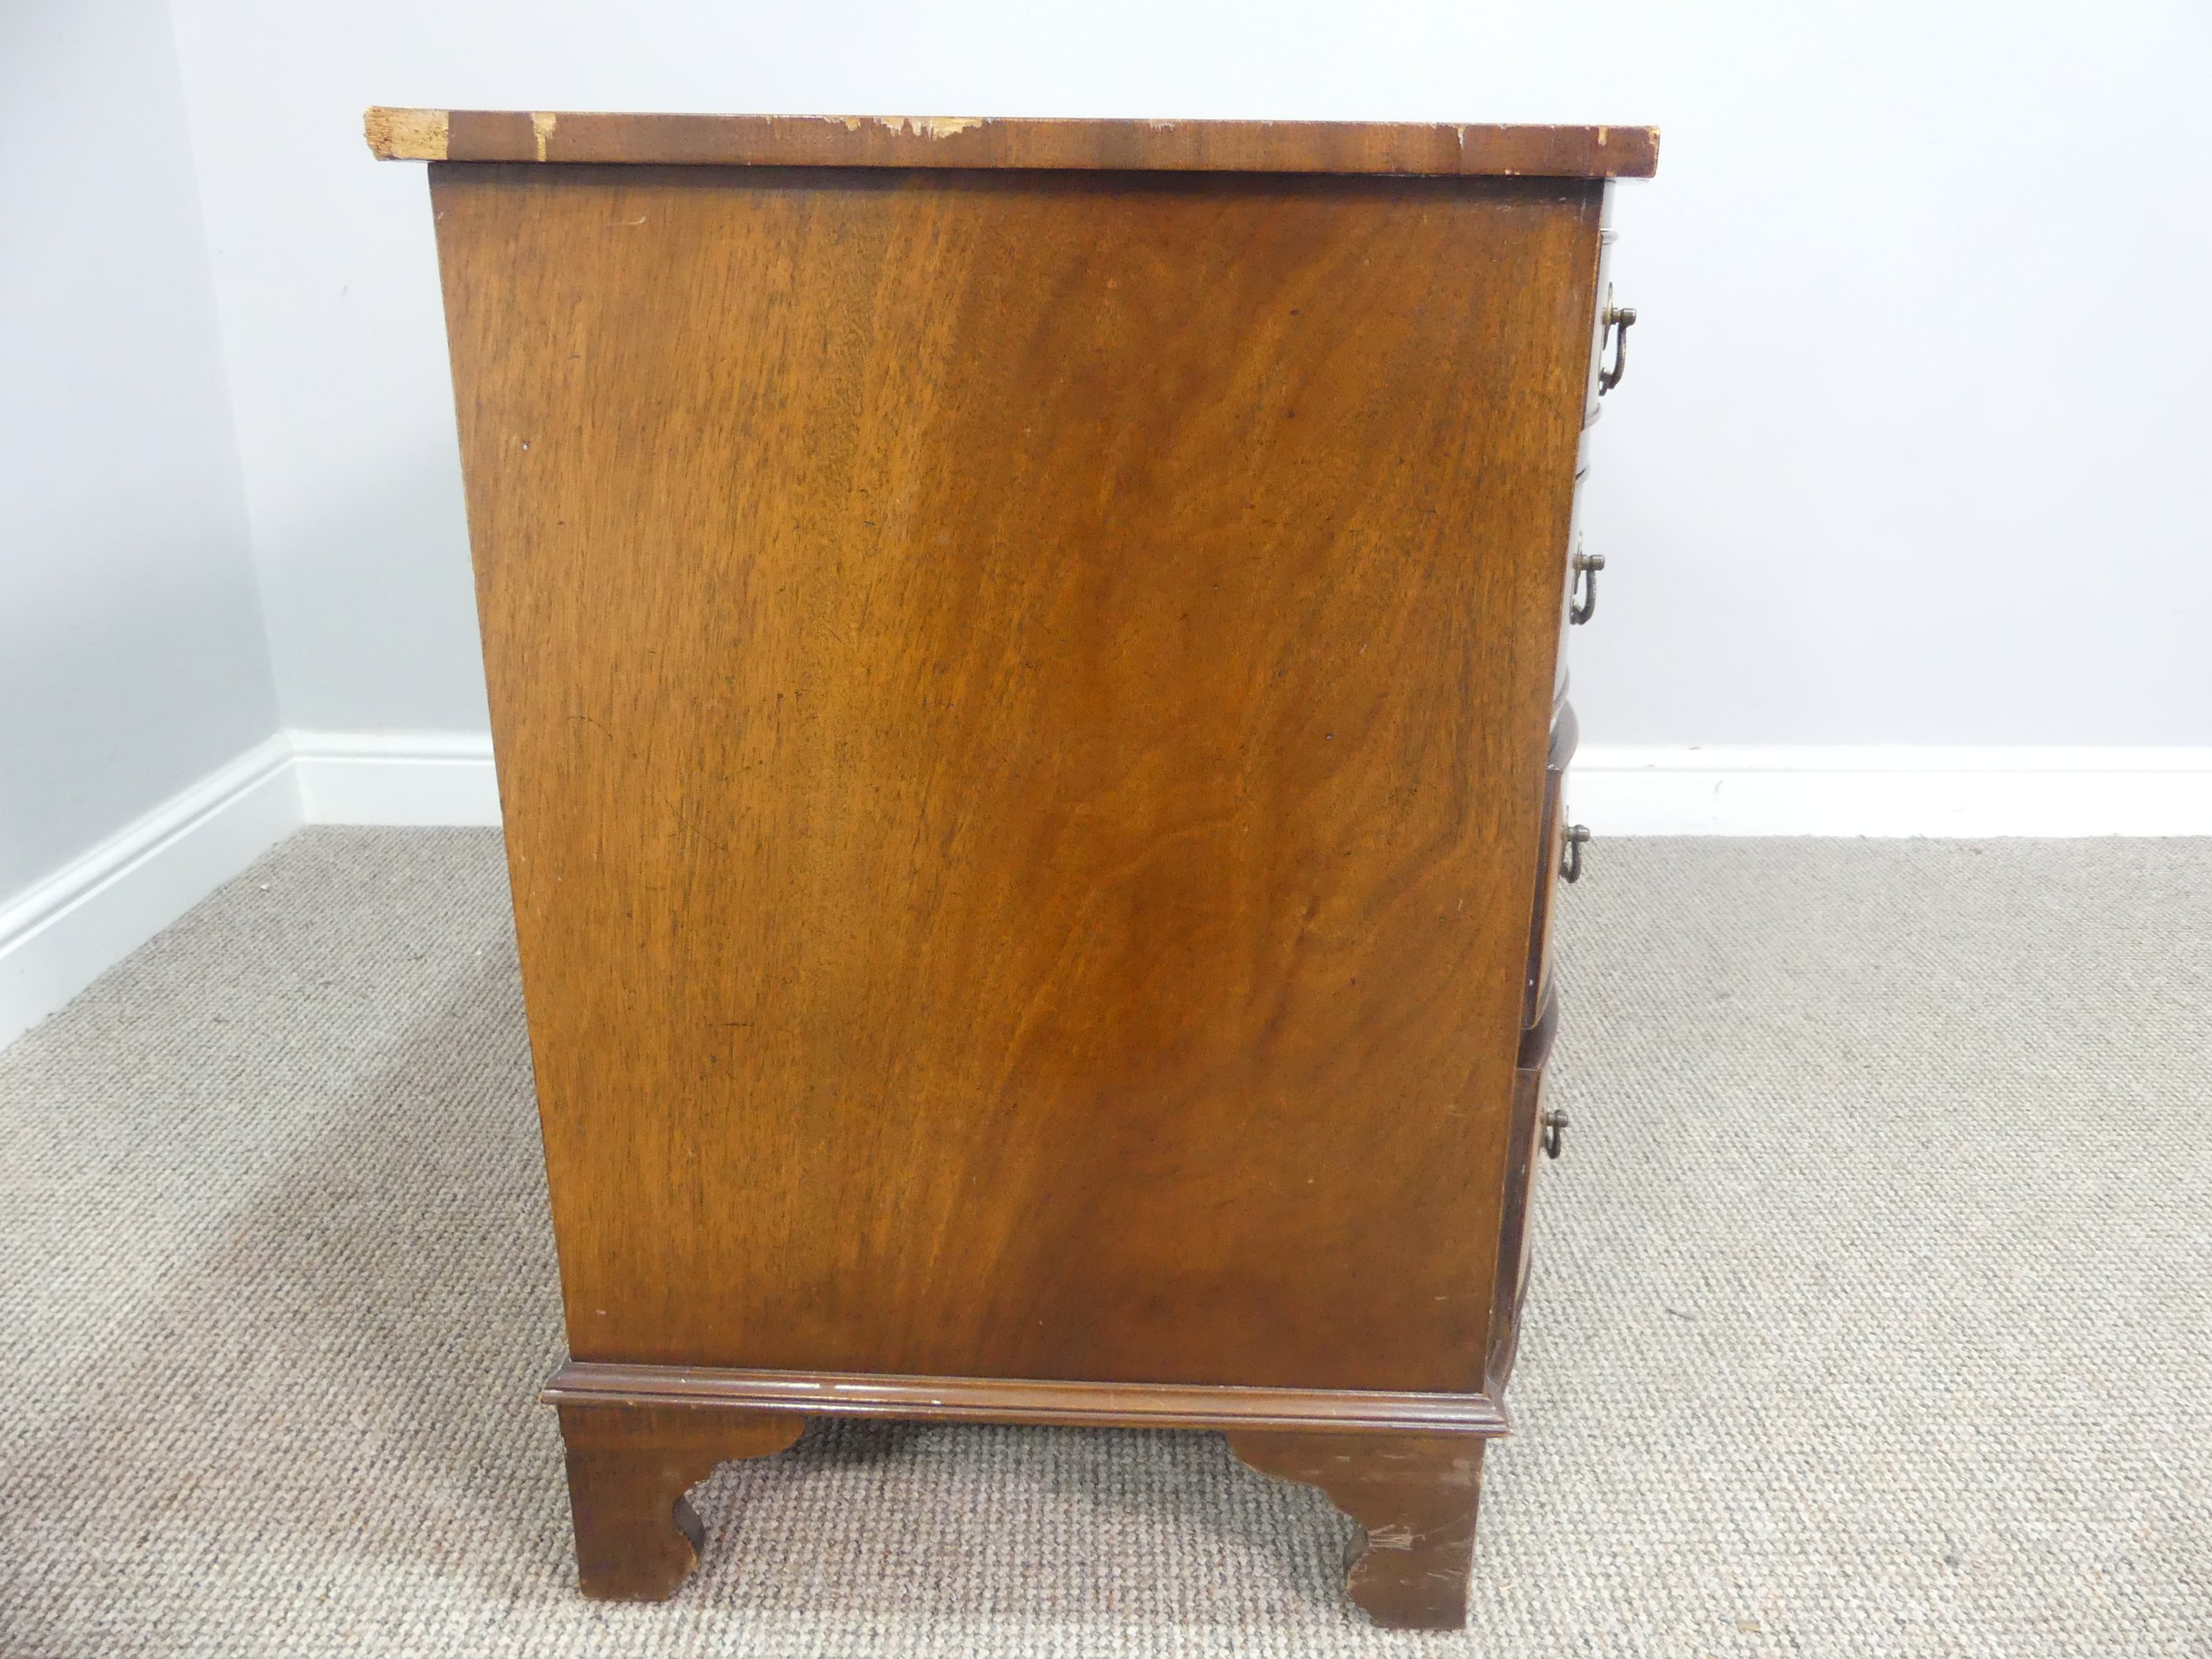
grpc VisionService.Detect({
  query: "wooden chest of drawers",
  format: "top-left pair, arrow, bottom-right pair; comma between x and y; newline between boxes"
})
370,109 -> 1655,1629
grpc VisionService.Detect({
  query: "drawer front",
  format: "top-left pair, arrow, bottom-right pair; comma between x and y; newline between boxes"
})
1554,426 -> 1595,706
1486,993 -> 1557,1393
1563,216 -> 1610,695
1522,702 -> 1579,1028
1583,221 -> 1619,424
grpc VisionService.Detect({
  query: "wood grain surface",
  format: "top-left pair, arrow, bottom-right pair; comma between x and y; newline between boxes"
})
372,108 -> 1657,178
1488,988 -> 1560,1395
541,1359 -> 1509,1433
434,162 -> 1602,1394
1227,1430 -> 1488,1629
556,1403 -> 804,1600
1524,703 -> 1579,1025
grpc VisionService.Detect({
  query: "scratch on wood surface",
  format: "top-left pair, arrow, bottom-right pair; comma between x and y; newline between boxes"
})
364,106 -> 448,160
533,111 -> 557,161
880,116 -> 985,140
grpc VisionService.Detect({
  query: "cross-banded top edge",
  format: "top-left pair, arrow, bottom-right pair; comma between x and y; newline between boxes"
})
365,109 -> 1658,179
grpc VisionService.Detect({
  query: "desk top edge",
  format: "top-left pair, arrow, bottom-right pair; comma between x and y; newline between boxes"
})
365,109 -> 1659,178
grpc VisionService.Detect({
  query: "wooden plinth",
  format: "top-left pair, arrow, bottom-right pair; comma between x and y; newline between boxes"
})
549,1369 -> 1501,1628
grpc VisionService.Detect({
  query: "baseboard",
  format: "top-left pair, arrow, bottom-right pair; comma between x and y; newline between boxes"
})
1573,746 -> 2212,836
290,729 -> 500,826
0,728 -> 499,1048
290,739 -> 2212,837
7,734 -> 2208,1051
0,734 -> 301,1048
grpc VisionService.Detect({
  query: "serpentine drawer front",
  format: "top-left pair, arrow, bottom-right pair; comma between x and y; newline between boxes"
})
369,109 -> 1655,1632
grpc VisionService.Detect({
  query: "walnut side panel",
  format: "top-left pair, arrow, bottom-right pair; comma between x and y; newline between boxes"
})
434,165 -> 1601,1394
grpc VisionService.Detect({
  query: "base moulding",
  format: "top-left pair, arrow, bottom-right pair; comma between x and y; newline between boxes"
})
541,1359 -> 1509,1436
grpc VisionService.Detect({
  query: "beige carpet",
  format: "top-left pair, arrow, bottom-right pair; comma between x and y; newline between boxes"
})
1,829 -> 2207,1656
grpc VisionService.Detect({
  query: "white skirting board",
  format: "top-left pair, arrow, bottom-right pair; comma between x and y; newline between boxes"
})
1572,747 -> 2212,837
289,729 -> 501,827
0,735 -> 302,1050
4,736 -> 2209,1049
0,730 -> 497,1048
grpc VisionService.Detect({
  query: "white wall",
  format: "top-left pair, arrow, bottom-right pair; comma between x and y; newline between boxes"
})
4,0 -> 2202,1043
163,0 -> 2212,750
0,0 -> 279,902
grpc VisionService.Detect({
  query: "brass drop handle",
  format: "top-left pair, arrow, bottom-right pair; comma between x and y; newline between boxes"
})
1570,549 -> 1605,625
1541,1108 -> 1569,1159
1599,301 -> 1636,394
1561,824 -> 1591,884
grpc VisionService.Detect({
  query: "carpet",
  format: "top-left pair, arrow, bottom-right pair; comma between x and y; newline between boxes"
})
1,829 -> 2206,1656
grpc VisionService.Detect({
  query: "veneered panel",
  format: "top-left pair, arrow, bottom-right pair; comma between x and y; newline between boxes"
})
434,164 -> 1601,1391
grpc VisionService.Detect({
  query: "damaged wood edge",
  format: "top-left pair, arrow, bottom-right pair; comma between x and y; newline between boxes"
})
1223,1430 -> 1487,1630
361,108 -> 1658,177
542,1361 -> 1511,1435
365,105 -> 449,160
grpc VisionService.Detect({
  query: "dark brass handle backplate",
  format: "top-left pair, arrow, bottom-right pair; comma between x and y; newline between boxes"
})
1570,548 -> 1605,625
1541,1108 -> 1569,1159
1562,824 -> 1591,884
1599,301 -> 1636,394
